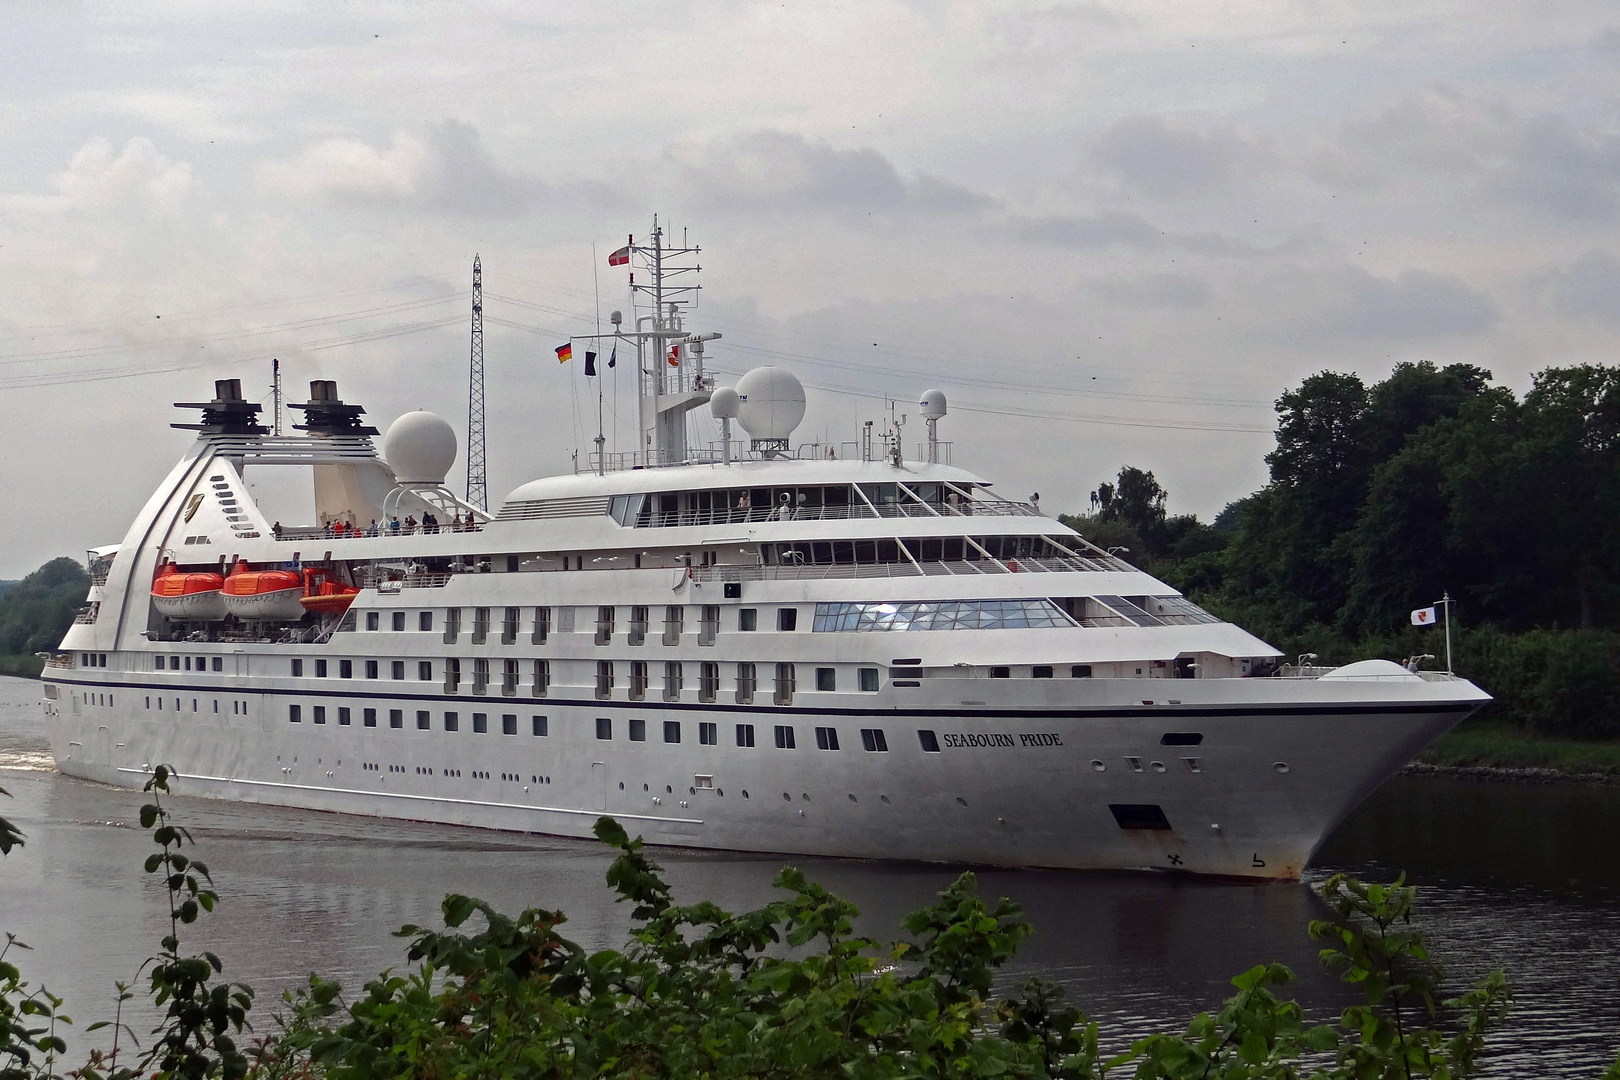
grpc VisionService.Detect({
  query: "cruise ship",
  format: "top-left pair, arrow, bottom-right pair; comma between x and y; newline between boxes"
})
42,225 -> 1490,879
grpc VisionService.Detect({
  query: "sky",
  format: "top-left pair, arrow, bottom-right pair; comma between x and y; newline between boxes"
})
4,0 -> 1620,577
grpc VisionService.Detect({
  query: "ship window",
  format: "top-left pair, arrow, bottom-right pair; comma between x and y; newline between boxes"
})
596,717 -> 612,740
389,709 -> 402,729
814,726 -> 840,751
859,668 -> 879,692
185,657 -> 191,670
629,718 -> 646,741
774,663 -> 796,705
736,723 -> 755,747
558,607 -> 575,633
738,608 -> 757,631
444,711 -> 459,732
1161,732 -> 1204,746
502,714 -> 517,735
736,662 -> 756,704
472,607 -> 490,644
338,707 -> 351,726
532,715 -> 548,736
364,660 -> 378,679
917,729 -> 940,753
419,611 -> 432,632
506,555 -> 519,573
1033,665 -> 1053,679
777,608 -> 798,631
444,608 -> 461,644
815,667 -> 836,691
418,660 -> 432,681
313,706 -> 326,725
595,606 -> 614,645
1072,665 -> 1093,678
195,655 -> 206,669
211,656 -> 221,672
289,704 -> 301,723
393,611 -> 406,632
812,599 -> 1075,632
664,661 -> 683,701
663,605 -> 683,645
391,661 -> 404,680
171,656 -> 182,670
1109,804 -> 1172,830
628,660 -> 648,701
990,667 -> 1010,678
664,721 -> 681,743
416,710 -> 430,730
774,725 -> 796,749
315,659 -> 328,678
366,611 -> 380,631
628,605 -> 648,645
532,606 -> 551,644
699,661 -> 719,703
502,658 -> 519,696
532,659 -> 550,697
291,659 -> 303,677
444,658 -> 461,693
472,658 -> 489,695
340,659 -> 352,679
473,713 -> 488,734
595,661 -> 614,700
860,728 -> 889,752
699,721 -> 717,745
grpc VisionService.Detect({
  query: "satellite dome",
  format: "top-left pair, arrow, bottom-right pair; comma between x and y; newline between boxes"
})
920,389 -> 947,419
734,367 -> 806,441
384,410 -> 457,484
710,385 -> 740,419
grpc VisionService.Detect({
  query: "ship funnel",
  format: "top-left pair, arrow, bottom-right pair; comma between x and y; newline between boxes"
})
216,379 -> 244,401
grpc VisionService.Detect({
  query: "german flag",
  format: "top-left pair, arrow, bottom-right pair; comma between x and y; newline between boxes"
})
555,343 -> 572,363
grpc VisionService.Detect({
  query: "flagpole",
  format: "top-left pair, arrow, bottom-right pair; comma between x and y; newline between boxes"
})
592,243 -> 605,476
1443,591 -> 1453,674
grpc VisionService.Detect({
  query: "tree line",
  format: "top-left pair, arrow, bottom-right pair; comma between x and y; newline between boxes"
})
1063,361 -> 1620,738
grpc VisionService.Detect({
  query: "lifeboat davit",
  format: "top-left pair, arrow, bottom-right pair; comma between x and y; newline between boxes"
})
150,565 -> 226,620
299,570 -> 360,618
220,562 -> 306,620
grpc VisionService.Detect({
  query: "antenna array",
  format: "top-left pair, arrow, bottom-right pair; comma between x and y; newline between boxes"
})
465,254 -> 487,511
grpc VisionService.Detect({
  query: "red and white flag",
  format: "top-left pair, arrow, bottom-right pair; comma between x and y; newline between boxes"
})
608,246 -> 630,266
1411,606 -> 1437,626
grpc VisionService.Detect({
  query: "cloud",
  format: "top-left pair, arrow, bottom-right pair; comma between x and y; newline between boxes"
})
1,136 -> 195,214
1091,115 -> 1247,198
1496,116 -> 1620,221
1092,272 -> 1211,308
256,120 -> 567,217
1535,250 -> 1620,326
1320,267 -> 1497,340
1012,211 -> 1163,248
668,131 -> 991,217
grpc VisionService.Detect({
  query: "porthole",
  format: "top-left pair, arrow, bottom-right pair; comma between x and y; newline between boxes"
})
847,793 -> 857,803
717,789 -> 723,797
666,785 -> 673,794
782,792 -> 791,801
1150,761 -> 1167,773
742,790 -> 749,799
1091,759 -> 1106,772
619,781 -> 625,790
689,786 -> 696,795
879,794 -> 891,805
643,783 -> 649,791
1274,762 -> 1290,774
800,793 -> 810,802
955,796 -> 968,807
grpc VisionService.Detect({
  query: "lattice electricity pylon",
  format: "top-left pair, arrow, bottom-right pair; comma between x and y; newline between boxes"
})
465,254 -> 487,511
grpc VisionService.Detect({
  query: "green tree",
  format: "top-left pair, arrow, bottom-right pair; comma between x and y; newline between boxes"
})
0,558 -> 89,657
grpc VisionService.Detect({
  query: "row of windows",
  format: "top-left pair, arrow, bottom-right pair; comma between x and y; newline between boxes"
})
358,606 -> 800,644
142,696 -> 251,714
812,599 -> 1075,632
288,705 -> 550,735
79,653 -> 108,667
154,655 -> 223,672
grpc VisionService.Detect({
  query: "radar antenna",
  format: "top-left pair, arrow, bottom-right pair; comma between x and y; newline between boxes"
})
465,254 -> 487,511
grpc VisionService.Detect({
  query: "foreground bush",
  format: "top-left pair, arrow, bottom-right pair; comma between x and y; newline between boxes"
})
4,770 -> 1620,1079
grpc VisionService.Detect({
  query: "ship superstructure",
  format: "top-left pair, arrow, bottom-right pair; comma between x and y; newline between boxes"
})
43,226 -> 1489,878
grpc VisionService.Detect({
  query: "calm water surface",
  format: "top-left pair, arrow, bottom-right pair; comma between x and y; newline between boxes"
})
2,676 -> 1616,1076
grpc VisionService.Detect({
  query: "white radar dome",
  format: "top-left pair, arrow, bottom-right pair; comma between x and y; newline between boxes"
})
384,410 -> 457,484
710,385 -> 740,419
920,389 -> 947,419
734,367 -> 806,441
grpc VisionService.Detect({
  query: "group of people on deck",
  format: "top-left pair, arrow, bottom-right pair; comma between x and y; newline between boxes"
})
271,511 -> 478,540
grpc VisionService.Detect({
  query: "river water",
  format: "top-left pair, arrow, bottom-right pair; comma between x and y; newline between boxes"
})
2,675 -> 1616,1076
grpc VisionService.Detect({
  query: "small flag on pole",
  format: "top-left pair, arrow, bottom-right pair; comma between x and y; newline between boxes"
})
555,343 -> 572,363
608,344 -> 616,368
584,350 -> 597,377
667,344 -> 680,367
608,246 -> 630,266
1411,606 -> 1437,626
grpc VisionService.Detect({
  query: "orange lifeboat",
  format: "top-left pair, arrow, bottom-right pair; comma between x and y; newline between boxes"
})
150,564 -> 226,620
220,561 -> 306,620
299,568 -> 360,618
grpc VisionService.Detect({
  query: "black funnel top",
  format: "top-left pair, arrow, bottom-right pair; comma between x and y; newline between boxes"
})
290,380 -> 379,435
173,379 -> 269,434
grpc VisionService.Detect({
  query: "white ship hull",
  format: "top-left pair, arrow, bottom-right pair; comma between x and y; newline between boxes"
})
151,590 -> 227,621
220,588 -> 306,621
43,668 -> 1479,879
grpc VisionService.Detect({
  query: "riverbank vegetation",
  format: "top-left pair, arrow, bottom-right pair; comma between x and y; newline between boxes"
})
1065,361 -> 1620,743
4,769 -> 1617,1079
0,559 -> 87,681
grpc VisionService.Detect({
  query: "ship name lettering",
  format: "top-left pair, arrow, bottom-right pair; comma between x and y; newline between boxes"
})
940,732 -> 1062,749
